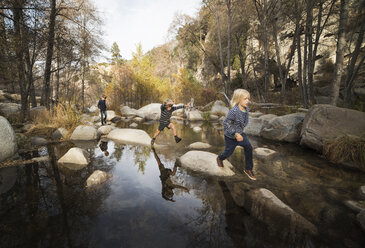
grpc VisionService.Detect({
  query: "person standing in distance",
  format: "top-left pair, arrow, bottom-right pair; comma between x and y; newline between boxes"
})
98,95 -> 107,125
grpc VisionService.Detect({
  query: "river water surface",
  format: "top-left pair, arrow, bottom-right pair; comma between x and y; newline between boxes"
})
0,121 -> 364,248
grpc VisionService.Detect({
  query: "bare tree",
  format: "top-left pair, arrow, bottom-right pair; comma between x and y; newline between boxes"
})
330,0 -> 349,105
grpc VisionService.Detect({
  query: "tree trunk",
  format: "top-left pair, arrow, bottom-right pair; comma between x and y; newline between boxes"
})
330,0 -> 349,105
272,17 -> 285,103
306,0 -> 314,105
13,0 -> 28,121
295,0 -> 307,107
235,34 -> 248,89
226,0 -> 232,97
263,0 -> 269,102
41,0 -> 57,109
344,0 -> 365,107
214,2 -> 227,95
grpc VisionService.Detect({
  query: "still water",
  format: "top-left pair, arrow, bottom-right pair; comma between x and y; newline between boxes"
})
0,121 -> 364,248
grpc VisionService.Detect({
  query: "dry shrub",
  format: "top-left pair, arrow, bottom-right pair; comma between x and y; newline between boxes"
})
323,134 -> 365,168
29,104 -> 82,135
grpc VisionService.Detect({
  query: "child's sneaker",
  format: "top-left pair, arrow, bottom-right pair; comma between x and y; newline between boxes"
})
216,157 -> 224,167
151,138 -> 155,146
174,136 -> 182,143
244,169 -> 257,180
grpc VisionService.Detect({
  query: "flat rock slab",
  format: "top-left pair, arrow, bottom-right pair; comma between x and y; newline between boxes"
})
245,188 -> 318,237
98,125 -> 114,135
107,128 -> 152,146
178,151 -> 235,176
188,142 -> 212,150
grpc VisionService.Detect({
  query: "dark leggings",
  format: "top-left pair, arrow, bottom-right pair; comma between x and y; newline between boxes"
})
218,133 -> 253,171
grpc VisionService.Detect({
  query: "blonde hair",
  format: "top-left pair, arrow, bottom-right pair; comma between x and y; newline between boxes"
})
230,89 -> 250,107
164,99 -> 173,105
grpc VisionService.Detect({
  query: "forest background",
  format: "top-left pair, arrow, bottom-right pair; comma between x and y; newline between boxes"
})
0,0 -> 364,121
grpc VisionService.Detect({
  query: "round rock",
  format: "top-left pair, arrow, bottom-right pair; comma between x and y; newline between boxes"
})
178,151 -> 235,176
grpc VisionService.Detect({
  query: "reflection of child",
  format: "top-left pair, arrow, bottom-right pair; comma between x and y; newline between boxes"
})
99,140 -> 109,156
216,89 -> 256,180
152,148 -> 188,202
151,99 -> 190,146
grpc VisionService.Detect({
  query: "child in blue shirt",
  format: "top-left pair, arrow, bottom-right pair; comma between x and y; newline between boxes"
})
217,89 -> 256,180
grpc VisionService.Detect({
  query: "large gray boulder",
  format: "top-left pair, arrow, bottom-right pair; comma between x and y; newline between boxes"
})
178,151 -> 235,176
137,103 -> 161,120
244,118 -> 265,136
86,170 -> 112,187
106,110 -> 116,121
300,104 -> 365,151
70,125 -> 99,141
187,109 -> 204,121
58,147 -> 90,166
188,142 -> 212,150
0,116 -> 17,162
261,113 -> 306,142
107,128 -> 152,146
120,105 -> 140,117
210,100 -> 229,116
52,128 -> 68,140
244,188 -> 318,237
30,106 -> 46,120
0,103 -> 21,117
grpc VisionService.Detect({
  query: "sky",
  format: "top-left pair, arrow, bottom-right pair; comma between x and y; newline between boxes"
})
93,0 -> 202,61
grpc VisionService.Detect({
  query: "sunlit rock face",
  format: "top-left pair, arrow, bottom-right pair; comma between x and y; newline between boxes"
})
0,116 -> 17,162
188,142 -> 212,150
86,170 -> 112,187
58,147 -> 90,166
178,151 -> 235,176
71,125 -> 99,141
137,103 -> 161,120
107,128 -> 152,146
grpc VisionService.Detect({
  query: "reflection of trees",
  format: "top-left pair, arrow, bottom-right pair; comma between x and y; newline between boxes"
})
177,178 -> 232,248
113,143 -> 125,161
133,146 -> 150,174
0,143 -> 112,247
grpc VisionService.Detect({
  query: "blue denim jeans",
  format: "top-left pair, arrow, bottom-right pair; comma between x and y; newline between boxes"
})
100,110 -> 107,124
218,133 -> 253,170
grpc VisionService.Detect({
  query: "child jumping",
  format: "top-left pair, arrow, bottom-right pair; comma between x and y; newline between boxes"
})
216,89 -> 256,180
151,99 -> 190,146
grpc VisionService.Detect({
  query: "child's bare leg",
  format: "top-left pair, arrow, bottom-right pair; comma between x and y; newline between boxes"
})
168,123 -> 177,136
151,129 -> 160,146
153,129 -> 160,139
169,123 -> 181,143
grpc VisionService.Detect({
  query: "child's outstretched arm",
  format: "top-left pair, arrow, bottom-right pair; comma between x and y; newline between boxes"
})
171,102 -> 190,111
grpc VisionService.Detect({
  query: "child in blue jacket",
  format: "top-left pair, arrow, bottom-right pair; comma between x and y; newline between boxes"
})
217,89 -> 256,180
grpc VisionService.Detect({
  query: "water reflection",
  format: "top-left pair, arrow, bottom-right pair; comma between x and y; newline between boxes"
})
0,121 -> 364,247
152,148 -> 189,202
